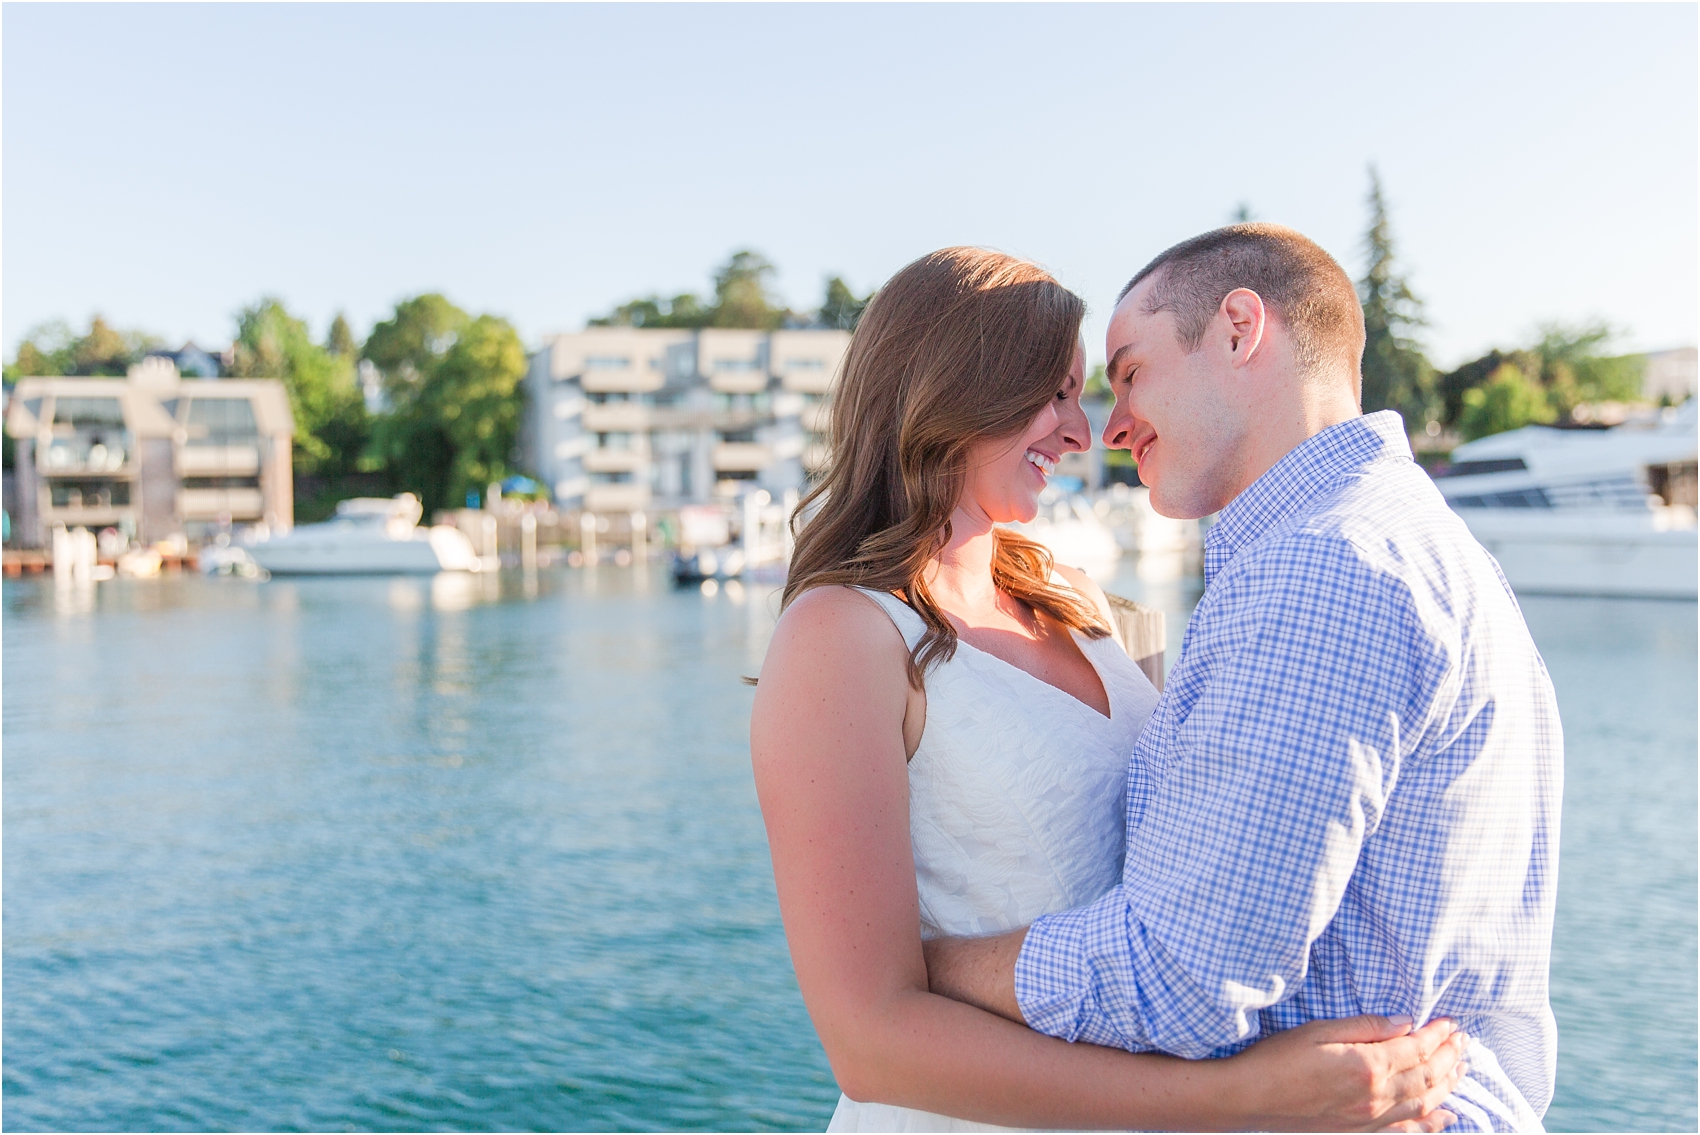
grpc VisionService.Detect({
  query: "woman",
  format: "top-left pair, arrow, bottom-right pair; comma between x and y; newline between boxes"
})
750,248 -> 1466,1132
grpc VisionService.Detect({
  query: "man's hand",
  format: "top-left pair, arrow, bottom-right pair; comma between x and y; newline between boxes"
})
922,929 -> 1029,1023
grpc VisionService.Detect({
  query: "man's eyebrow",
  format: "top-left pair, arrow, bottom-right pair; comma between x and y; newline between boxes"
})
1106,343 -> 1136,381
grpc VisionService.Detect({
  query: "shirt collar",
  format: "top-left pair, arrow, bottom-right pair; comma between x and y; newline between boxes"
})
1203,410 -> 1412,585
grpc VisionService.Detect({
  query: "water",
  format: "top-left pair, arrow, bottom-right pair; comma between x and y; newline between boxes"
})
3,567 -> 1694,1131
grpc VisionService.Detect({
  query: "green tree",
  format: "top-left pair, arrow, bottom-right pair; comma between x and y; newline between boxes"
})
590,293 -> 714,329
6,320 -> 76,380
431,315 -> 528,507
365,295 -> 471,511
4,316 -> 157,380
363,293 -> 470,391
1459,362 -> 1556,441
819,276 -> 870,331
712,250 -> 790,329
326,312 -> 359,358
1529,322 -> 1643,415
365,295 -> 528,513
591,249 -> 794,330
1358,167 -> 1436,430
230,298 -> 368,476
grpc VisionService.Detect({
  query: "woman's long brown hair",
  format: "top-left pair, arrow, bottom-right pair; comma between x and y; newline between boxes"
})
784,247 -> 1110,688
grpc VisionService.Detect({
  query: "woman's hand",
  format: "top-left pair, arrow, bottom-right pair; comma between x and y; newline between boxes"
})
1225,1015 -> 1468,1132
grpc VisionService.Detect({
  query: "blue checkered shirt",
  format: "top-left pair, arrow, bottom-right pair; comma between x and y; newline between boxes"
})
1015,412 -> 1562,1131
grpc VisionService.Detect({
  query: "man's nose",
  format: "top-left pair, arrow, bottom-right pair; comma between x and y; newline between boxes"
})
1103,402 -> 1135,451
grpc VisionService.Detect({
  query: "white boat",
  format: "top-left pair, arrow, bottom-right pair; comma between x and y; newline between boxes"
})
249,494 -> 482,575
1433,401 -> 1698,599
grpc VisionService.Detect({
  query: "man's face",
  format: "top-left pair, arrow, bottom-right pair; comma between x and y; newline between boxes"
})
1101,278 -> 1246,519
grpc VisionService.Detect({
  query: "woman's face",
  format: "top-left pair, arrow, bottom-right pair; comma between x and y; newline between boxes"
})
959,346 -> 1091,525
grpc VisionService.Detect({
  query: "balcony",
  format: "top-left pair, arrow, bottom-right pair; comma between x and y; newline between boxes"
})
177,444 -> 261,476
582,403 -> 651,432
800,402 -> 831,432
179,488 -> 265,520
707,369 -> 768,395
581,368 -> 665,395
779,368 -> 835,395
40,441 -> 132,475
712,442 -> 772,473
583,448 -> 650,474
585,483 -> 652,511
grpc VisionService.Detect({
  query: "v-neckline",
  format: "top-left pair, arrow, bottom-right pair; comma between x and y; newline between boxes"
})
953,631 -> 1116,723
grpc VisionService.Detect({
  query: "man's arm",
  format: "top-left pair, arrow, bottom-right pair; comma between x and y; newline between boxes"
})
922,929 -> 1027,1022
1012,541 -> 1435,1057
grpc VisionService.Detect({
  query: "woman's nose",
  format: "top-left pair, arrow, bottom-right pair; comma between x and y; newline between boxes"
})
1058,400 -> 1090,453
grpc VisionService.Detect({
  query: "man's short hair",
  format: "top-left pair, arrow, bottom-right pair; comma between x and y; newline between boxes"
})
1120,224 -> 1364,380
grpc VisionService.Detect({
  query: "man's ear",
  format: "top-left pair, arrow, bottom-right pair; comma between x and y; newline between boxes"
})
1218,288 -> 1268,370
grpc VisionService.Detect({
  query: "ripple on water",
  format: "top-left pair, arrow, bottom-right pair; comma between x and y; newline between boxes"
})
3,572 -> 1694,1131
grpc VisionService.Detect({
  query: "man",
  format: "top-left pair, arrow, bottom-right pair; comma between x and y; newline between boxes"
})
926,224 -> 1562,1132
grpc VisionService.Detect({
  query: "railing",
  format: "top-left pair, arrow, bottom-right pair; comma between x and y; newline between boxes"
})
177,445 -> 261,475
178,488 -> 265,519
712,442 -> 772,472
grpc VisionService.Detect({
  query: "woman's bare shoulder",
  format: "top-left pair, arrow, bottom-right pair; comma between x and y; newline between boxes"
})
765,585 -> 908,671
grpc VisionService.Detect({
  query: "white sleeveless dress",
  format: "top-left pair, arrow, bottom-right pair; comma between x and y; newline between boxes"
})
826,585 -> 1161,1133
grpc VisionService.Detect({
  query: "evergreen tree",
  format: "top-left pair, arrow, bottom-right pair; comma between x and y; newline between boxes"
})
819,276 -> 869,331
1358,167 -> 1436,431
326,312 -> 359,357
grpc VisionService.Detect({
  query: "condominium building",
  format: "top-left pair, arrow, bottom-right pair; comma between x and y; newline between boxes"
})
5,357 -> 293,547
524,327 -> 849,512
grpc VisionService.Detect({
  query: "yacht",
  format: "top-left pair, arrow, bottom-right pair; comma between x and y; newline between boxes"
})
249,494 -> 482,575
1433,402 -> 1697,599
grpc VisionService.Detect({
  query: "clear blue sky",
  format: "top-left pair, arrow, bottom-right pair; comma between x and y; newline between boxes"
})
4,2 -> 1695,368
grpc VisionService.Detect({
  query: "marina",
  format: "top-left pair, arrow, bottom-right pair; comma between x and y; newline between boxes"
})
2,563 -> 1693,1132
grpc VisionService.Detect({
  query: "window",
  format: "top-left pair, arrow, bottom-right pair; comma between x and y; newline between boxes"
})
720,428 -> 757,444
54,398 -> 125,429
185,398 -> 258,444
784,358 -> 825,370
1434,458 -> 1528,479
182,476 -> 260,490
585,356 -> 632,369
590,470 -> 634,484
50,480 -> 131,508
597,432 -> 635,451
49,397 -> 131,470
711,358 -> 761,372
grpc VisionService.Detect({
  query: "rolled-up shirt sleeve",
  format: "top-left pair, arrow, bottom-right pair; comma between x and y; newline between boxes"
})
1016,534 -> 1440,1057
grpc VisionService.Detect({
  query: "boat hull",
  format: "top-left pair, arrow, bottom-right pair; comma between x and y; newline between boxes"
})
1460,510 -> 1698,600
250,524 -> 479,576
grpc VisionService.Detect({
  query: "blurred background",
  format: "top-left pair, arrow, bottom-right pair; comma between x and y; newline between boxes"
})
3,4 -> 1695,1132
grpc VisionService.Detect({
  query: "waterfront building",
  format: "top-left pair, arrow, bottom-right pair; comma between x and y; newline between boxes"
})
1644,347 -> 1698,405
523,327 -> 849,512
4,357 -> 294,547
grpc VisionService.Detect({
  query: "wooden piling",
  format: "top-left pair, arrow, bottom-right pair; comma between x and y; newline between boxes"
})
1105,592 -> 1165,692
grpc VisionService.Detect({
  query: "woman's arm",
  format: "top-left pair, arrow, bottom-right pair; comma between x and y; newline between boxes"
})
750,587 -> 1465,1131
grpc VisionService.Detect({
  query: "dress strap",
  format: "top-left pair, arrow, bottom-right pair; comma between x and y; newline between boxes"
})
851,587 -> 927,651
